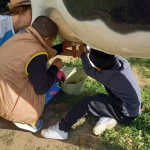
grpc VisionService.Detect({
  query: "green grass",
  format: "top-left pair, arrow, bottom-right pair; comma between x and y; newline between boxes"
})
49,55 -> 150,150
53,36 -> 62,45
125,57 -> 150,79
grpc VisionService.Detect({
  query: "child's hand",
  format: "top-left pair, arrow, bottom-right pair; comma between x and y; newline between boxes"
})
78,44 -> 87,57
52,58 -> 63,70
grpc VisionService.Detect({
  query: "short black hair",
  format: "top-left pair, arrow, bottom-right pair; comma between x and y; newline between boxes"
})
89,49 -> 116,69
32,16 -> 58,39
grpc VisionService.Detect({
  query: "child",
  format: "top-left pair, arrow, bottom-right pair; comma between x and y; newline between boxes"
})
0,16 -> 66,132
41,45 -> 141,140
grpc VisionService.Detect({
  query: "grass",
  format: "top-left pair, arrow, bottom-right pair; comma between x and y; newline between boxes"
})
125,57 -> 150,79
52,37 -> 150,149
53,36 -> 62,45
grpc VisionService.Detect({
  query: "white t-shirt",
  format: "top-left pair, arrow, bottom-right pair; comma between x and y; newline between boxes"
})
0,15 -> 25,47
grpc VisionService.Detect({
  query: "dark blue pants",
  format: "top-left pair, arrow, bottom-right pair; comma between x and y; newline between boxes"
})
59,93 -> 137,132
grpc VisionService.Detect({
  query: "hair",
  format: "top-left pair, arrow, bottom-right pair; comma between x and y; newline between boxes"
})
3,5 -> 31,16
89,49 -> 116,69
32,16 -> 58,39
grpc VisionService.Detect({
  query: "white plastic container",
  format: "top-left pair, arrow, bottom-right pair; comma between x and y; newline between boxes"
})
61,67 -> 88,95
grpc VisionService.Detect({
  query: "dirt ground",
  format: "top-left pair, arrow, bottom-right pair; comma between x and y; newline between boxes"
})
0,56 -> 146,150
0,104 -> 107,150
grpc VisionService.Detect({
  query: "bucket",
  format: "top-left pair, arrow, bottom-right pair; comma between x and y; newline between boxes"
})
61,67 -> 88,95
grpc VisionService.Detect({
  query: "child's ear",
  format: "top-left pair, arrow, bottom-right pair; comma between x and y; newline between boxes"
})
43,37 -> 50,42
96,68 -> 102,72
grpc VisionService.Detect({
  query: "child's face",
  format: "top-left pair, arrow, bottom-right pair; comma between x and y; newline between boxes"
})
22,7 -> 32,27
45,37 -> 56,47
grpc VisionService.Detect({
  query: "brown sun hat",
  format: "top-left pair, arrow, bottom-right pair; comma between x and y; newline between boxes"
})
8,0 -> 31,10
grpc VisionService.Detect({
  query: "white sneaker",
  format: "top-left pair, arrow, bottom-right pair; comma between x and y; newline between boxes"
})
14,119 -> 43,133
93,117 -> 117,135
41,122 -> 68,140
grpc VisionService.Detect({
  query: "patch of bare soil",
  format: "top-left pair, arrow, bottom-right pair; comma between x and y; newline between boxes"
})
132,66 -> 150,88
49,55 -> 73,64
0,103 -> 106,150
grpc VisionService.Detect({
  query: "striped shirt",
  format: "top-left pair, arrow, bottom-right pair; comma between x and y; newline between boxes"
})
0,15 -> 25,46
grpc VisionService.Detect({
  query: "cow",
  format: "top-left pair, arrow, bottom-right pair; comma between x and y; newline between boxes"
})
31,0 -> 150,58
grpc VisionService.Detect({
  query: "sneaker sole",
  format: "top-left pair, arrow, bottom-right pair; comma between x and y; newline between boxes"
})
93,119 -> 117,135
14,120 -> 43,133
41,129 -> 68,140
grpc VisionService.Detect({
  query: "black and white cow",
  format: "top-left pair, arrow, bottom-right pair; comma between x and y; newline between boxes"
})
31,0 -> 150,58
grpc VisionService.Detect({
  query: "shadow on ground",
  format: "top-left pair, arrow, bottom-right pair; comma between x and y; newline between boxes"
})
0,101 -> 126,150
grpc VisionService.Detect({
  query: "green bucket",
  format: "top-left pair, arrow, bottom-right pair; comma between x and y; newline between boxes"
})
61,67 -> 88,95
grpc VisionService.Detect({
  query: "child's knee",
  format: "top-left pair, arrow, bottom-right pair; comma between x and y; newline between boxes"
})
80,96 -> 92,106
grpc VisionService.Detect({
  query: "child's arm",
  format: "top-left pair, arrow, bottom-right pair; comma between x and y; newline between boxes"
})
79,45 -> 105,84
52,44 -> 63,55
52,41 -> 71,55
27,55 -> 61,95
52,41 -> 80,57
